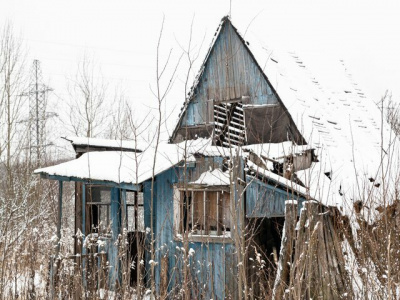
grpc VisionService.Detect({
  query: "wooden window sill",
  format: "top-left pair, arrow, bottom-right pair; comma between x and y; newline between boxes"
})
174,233 -> 232,244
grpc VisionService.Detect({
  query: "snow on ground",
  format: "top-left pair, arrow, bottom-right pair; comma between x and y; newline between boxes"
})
4,272 -> 46,298
99,289 -> 154,300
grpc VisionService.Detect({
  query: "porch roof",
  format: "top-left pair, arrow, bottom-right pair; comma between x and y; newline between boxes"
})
35,138 -> 222,185
63,136 -> 145,153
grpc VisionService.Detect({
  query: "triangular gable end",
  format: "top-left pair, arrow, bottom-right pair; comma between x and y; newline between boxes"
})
171,16 -> 306,146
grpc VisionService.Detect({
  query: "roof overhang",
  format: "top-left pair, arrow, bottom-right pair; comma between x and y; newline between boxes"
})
38,172 -> 141,191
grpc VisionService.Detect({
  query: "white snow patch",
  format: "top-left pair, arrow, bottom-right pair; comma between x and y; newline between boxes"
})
189,168 -> 230,186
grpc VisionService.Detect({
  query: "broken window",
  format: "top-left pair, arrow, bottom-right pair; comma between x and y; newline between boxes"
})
175,188 -> 231,237
86,185 -> 112,234
126,191 -> 145,232
214,101 -> 246,147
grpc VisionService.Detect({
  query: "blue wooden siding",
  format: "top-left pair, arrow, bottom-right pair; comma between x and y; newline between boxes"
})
245,176 -> 305,218
181,21 -> 278,127
143,157 -> 236,299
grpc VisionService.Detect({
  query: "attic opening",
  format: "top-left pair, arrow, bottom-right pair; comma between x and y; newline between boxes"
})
214,101 -> 246,147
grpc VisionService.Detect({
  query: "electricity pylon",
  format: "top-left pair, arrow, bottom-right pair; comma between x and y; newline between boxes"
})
28,59 -> 53,165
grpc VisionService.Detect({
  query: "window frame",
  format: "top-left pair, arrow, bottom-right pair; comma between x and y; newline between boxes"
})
125,191 -> 145,232
174,185 -> 232,242
86,185 -> 112,234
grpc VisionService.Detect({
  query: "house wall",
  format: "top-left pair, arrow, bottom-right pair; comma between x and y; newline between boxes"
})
245,176 -> 305,218
143,156 -> 238,299
183,21 -> 279,127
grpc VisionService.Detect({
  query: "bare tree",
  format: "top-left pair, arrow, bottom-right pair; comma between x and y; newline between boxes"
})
148,16 -> 182,297
0,22 -> 26,196
0,24 -> 26,298
67,54 -> 108,138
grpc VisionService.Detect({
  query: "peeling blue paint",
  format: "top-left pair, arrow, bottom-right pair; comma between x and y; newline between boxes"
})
245,176 -> 305,218
180,21 -> 279,128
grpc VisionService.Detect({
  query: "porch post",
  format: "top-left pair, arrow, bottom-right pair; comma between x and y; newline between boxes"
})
82,184 -> 86,289
57,180 -> 63,252
109,187 -> 122,289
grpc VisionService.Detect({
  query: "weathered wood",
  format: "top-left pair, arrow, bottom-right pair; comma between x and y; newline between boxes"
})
317,216 -> 332,299
171,19 -> 307,145
289,200 -> 309,299
304,202 -> 319,299
282,201 -> 355,300
272,200 -> 298,299
160,255 -> 169,299
75,181 -> 82,255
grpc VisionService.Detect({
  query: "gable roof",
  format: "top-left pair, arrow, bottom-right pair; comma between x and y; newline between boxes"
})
170,16 -> 303,144
172,16 -> 399,208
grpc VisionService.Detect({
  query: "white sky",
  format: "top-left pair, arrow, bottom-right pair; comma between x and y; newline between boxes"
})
2,0 -> 400,142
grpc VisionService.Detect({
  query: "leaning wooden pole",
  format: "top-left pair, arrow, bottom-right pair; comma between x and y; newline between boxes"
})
272,200 -> 298,299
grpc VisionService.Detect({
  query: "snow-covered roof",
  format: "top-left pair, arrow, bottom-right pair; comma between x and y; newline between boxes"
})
35,139 -> 230,185
258,46 -> 399,208
178,17 -> 399,208
189,168 -> 230,186
243,141 -> 311,161
246,161 -> 308,197
64,136 -> 145,152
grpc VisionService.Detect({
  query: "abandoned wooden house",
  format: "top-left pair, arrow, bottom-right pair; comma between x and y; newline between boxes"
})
35,16 -> 398,299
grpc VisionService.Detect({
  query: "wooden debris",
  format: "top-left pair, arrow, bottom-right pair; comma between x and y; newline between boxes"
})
272,201 -> 353,299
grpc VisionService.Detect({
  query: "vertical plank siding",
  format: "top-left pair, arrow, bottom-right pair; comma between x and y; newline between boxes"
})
245,176 -> 305,218
181,22 -> 279,128
143,157 -> 236,299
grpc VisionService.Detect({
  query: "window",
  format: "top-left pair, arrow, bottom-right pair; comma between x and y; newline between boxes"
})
214,101 -> 245,147
86,186 -> 112,234
175,188 -> 231,237
126,191 -> 144,232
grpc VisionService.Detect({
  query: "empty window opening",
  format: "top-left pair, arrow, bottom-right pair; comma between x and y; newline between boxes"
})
176,189 -> 231,237
214,102 -> 245,147
126,191 -> 145,232
125,191 -> 145,287
86,186 -> 112,234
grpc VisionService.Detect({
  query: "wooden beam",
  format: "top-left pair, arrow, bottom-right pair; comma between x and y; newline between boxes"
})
82,184 -> 86,289
57,180 -> 63,253
39,173 -> 141,191
109,187 -> 122,290
272,200 -> 298,299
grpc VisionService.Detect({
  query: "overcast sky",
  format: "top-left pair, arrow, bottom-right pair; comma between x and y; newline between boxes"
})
2,0 -> 400,140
